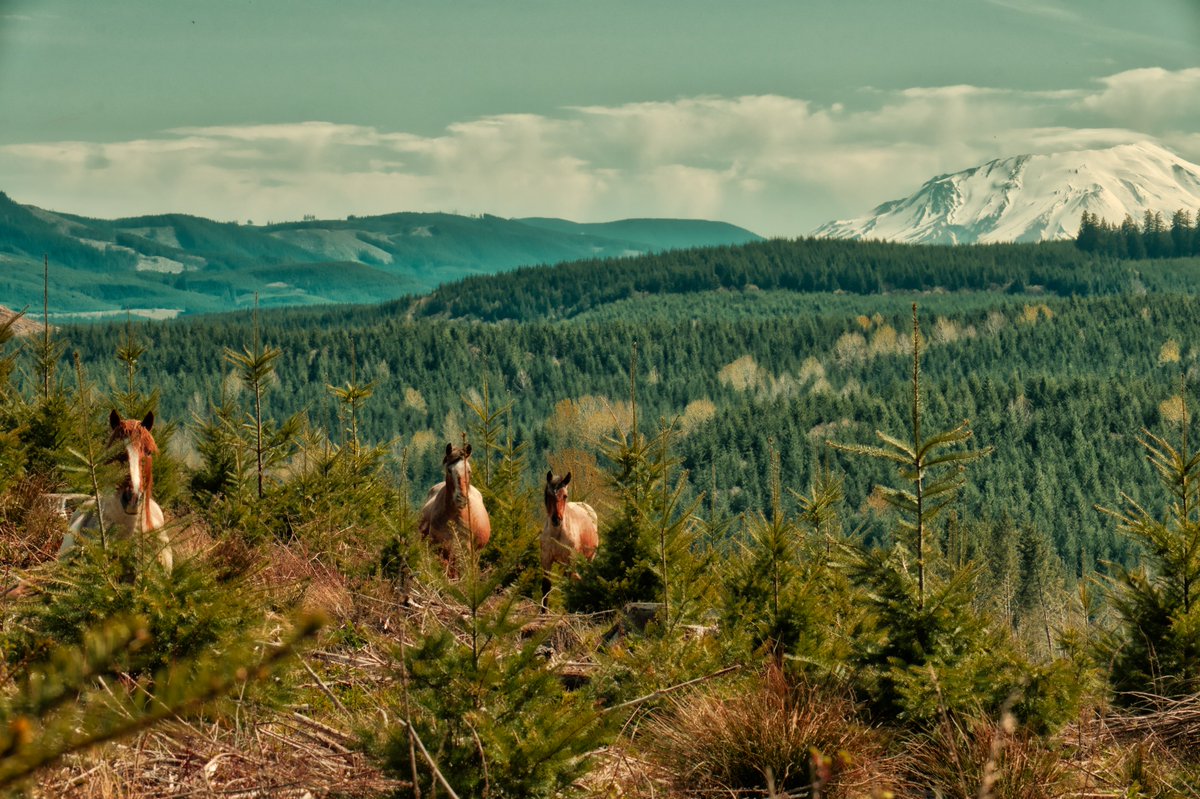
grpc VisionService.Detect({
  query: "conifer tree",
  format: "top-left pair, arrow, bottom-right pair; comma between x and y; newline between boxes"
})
381,535 -> 607,797
563,344 -> 677,615
0,613 -> 319,790
223,298 -> 301,502
1100,391 -> 1200,698
824,306 -> 1077,727
829,305 -> 991,609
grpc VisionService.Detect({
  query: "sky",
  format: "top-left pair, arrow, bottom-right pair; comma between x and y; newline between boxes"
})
1,0 -> 1198,237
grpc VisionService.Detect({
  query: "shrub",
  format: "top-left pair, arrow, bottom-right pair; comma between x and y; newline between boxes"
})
899,714 -> 1074,799
638,666 -> 896,797
4,538 -> 260,675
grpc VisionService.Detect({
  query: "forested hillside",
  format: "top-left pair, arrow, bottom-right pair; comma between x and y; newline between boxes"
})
52,237 -> 1200,580
8,234 -> 1200,795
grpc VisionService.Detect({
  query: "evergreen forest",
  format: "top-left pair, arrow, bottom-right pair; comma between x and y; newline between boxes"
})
3,234 -> 1200,796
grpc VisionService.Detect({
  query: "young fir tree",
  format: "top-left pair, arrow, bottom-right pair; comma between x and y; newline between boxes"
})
222,299 -> 303,504
0,312 -> 30,492
563,344 -> 672,616
723,448 -> 841,667
0,611 -> 319,791
466,379 -> 540,576
1100,391 -> 1200,699
828,306 -> 1077,727
829,305 -> 992,611
380,529 -> 607,797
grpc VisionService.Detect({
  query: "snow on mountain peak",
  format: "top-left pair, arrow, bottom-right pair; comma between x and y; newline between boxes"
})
814,141 -> 1200,245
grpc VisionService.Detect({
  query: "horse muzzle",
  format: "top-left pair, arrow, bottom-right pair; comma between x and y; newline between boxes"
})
454,494 -> 468,510
120,488 -> 141,515
551,514 -> 563,526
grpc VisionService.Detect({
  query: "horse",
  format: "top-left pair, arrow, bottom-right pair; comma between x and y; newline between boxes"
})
59,410 -> 172,571
418,442 -> 491,572
540,470 -> 598,609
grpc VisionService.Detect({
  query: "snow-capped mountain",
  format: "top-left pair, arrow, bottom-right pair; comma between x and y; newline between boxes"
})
813,141 -> 1200,245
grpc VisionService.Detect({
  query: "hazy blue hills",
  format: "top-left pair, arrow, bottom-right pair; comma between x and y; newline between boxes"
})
0,192 -> 761,319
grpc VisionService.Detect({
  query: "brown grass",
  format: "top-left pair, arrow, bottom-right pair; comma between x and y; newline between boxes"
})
629,666 -> 899,798
32,712 -> 400,798
899,716 -> 1074,799
0,476 -> 68,572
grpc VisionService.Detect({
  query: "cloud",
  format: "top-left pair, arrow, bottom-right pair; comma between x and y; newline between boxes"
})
1075,67 -> 1200,127
2,67 -> 1198,236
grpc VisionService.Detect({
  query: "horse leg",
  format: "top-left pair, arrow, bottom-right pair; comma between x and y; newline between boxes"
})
155,531 -> 173,573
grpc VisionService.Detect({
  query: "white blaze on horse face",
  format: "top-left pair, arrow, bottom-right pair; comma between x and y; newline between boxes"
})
126,441 -> 142,499
449,458 -> 469,506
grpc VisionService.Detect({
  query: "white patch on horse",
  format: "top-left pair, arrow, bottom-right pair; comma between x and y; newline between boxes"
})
127,442 -> 142,498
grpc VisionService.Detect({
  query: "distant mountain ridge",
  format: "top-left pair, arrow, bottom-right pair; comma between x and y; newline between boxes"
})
814,141 -> 1200,245
0,194 -> 761,317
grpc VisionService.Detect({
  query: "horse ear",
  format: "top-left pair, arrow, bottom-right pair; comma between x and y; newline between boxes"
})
109,409 -> 121,430
463,443 -> 472,458
546,470 -> 554,484
445,443 -> 454,461
562,471 -> 572,486
142,411 -> 154,431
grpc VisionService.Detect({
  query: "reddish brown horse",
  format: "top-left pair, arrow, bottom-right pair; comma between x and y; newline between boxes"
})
419,443 -> 491,570
540,470 -> 598,609
60,410 -> 172,571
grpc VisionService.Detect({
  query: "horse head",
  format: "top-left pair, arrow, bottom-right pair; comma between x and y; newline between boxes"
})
444,442 -> 473,510
109,409 -> 158,517
544,470 -> 571,526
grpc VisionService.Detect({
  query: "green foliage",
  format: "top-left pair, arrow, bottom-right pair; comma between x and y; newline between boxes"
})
1077,208 -> 1200,259
264,433 -> 396,559
4,539 -> 259,675
1100,419 -> 1200,698
828,308 -> 1076,731
721,490 -> 850,670
380,564 -> 608,797
830,305 -> 991,608
564,418 -> 666,614
0,613 -> 320,791
225,311 -> 290,502
466,381 -> 541,577
20,390 -> 81,482
846,547 -> 1080,731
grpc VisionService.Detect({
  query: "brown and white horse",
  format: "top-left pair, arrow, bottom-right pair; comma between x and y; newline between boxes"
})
60,410 -> 172,571
540,470 -> 598,609
418,443 -> 491,570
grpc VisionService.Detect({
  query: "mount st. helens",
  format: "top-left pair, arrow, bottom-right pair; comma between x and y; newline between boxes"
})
0,192 -> 760,318
814,141 -> 1200,245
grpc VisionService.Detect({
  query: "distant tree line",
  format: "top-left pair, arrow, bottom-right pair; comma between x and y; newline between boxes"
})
1076,209 -> 1200,259
419,237 -> 1139,322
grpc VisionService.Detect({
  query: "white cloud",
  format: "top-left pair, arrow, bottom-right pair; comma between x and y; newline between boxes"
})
2,67 -> 1198,236
1075,68 -> 1200,127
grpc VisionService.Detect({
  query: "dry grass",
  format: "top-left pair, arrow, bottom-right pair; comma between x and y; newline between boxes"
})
1058,698 -> 1200,798
1102,692 -> 1200,753
32,712 -> 400,798
625,667 -> 899,798
0,476 -> 68,572
899,716 -> 1074,799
